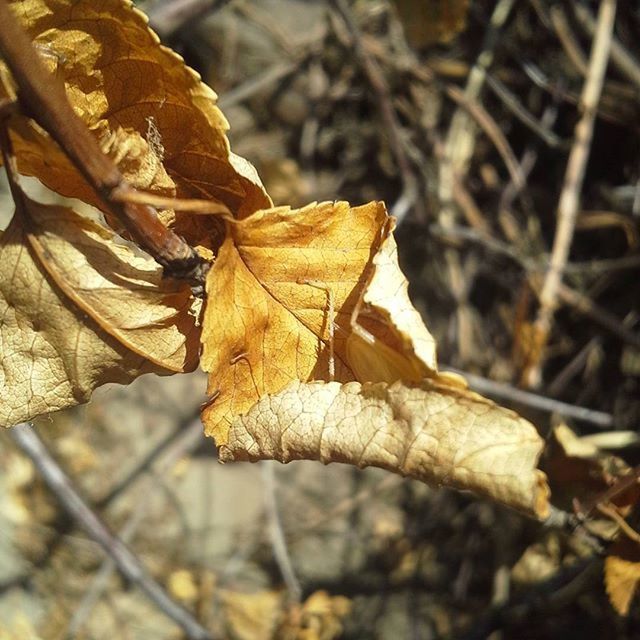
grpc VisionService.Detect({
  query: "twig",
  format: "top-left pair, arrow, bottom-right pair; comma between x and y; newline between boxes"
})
431,222 -> 640,353
262,462 -> 302,603
438,0 -> 516,219
549,4 -> 588,76
329,0 -> 419,222
148,0 -> 231,40
485,73 -> 563,148
219,60 -> 301,110
67,417 -> 207,637
528,0 -> 617,388
442,81 -> 526,192
573,2 -> 640,91
457,558 -> 601,640
0,0 -> 203,281
443,367 -> 614,428
499,103 -> 561,220
556,283 -> 640,351
9,423 -> 213,640
97,410 -> 206,508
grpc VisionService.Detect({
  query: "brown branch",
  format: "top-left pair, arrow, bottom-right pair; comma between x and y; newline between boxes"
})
9,423 -> 214,640
0,0 -> 203,281
527,0 -> 617,387
67,415 -> 207,637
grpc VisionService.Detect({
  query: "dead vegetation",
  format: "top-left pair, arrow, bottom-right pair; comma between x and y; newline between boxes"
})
1,0 -> 640,638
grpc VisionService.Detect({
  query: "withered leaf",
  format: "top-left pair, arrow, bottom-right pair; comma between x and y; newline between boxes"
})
0,194 -> 199,427
200,200 -> 438,445
220,379 -> 550,519
605,537 -> 640,616
0,0 -> 270,227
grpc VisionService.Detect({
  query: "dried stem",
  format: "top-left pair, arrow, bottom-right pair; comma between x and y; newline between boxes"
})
0,0 -> 203,281
329,0 -> 419,222
443,366 -> 613,429
527,0 -> 617,387
67,416 -> 207,637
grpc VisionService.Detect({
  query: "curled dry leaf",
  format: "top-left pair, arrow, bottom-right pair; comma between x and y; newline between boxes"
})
200,200 -> 438,445
0,194 -> 199,427
605,537 -> 640,616
220,379 -> 550,519
0,0 -> 270,228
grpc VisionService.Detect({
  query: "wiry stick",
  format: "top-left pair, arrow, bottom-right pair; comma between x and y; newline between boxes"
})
443,367 -> 613,429
9,423 -> 214,640
262,463 -> 302,603
67,417 -> 207,637
527,0 -> 617,388
0,0 -> 203,281
329,0 -> 418,222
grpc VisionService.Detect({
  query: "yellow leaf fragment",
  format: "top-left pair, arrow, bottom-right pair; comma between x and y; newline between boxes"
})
605,538 -> 640,616
1,0 -> 270,221
220,589 -> 283,640
280,590 -> 352,640
201,201 -> 392,444
220,379 -> 550,519
347,220 -> 437,382
0,196 -> 198,427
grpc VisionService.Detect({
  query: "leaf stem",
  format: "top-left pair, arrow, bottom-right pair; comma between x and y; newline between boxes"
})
0,0 -> 204,281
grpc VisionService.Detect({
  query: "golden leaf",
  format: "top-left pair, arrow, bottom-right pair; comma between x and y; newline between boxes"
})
346,217 -> 437,382
220,379 -> 550,518
0,193 -> 198,427
201,200 -> 441,444
0,0 -> 270,225
605,537 -> 640,616
220,589 -> 283,640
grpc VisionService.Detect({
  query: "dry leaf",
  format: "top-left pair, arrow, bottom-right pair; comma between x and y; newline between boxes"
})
220,589 -> 283,640
605,537 -> 640,616
0,0 -> 270,226
0,193 -> 198,427
279,590 -> 352,640
201,200 -> 439,444
394,0 -> 469,48
544,424 -> 632,513
348,221 -> 437,380
220,379 -> 550,519
168,569 -> 199,603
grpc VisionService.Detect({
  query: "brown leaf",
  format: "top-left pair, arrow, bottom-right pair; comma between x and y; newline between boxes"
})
394,0 -> 469,48
544,424 -> 632,514
219,378 -> 550,519
0,194 -> 198,427
200,200 -> 438,444
0,0 -> 270,226
605,537 -> 640,616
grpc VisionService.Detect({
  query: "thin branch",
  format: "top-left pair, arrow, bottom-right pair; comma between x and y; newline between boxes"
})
573,2 -> 640,91
67,417 -> 207,637
443,366 -> 614,429
528,0 -> 617,387
9,423 -> 214,640
329,0 -> 419,222
262,462 -> 302,603
148,0 -> 231,40
0,0 -> 203,281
